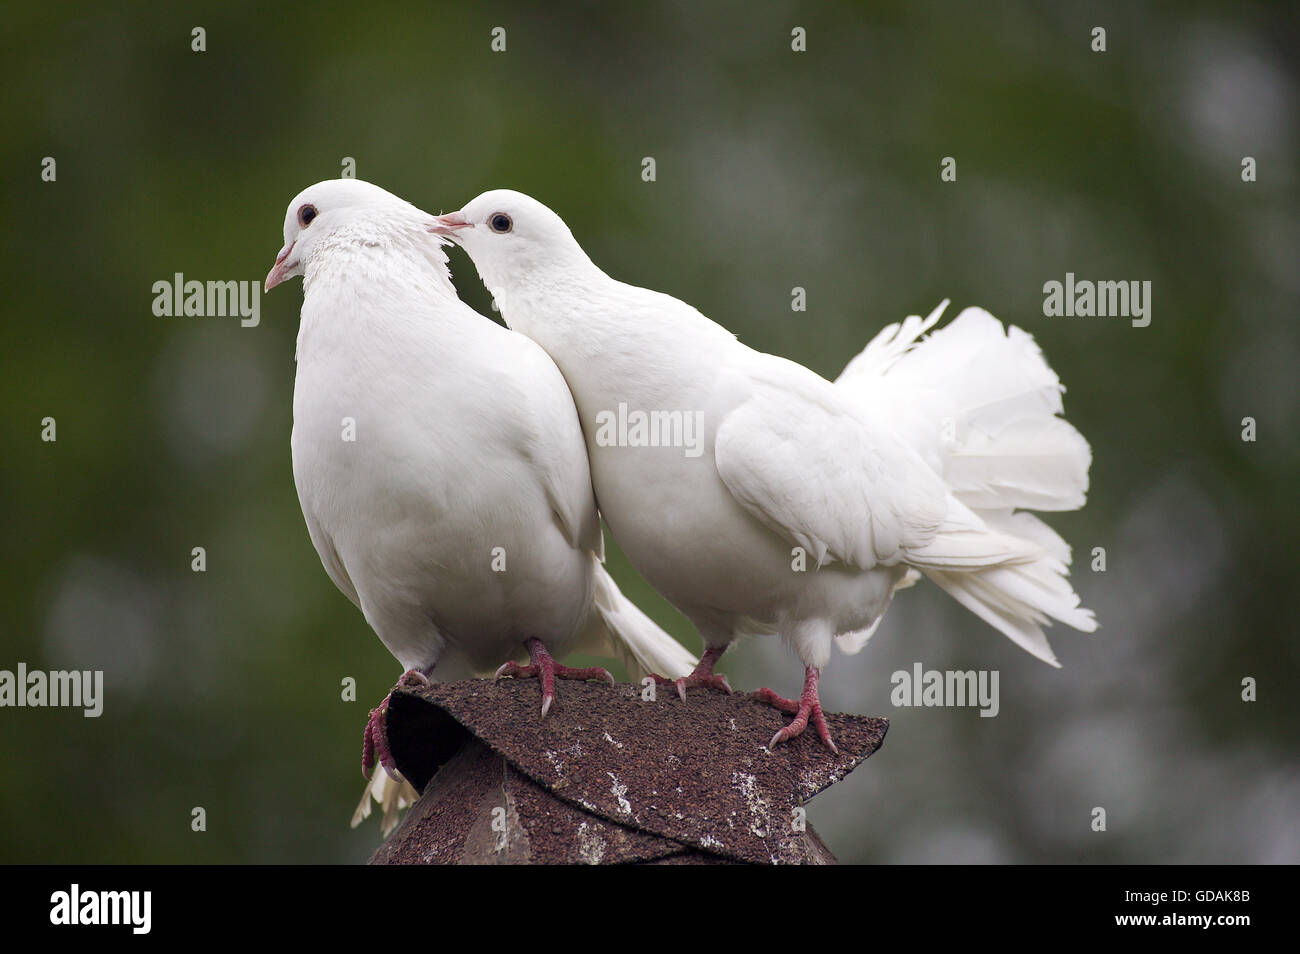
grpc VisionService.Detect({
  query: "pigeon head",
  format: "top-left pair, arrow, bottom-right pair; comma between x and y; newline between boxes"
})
430,189 -> 591,290
265,179 -> 440,292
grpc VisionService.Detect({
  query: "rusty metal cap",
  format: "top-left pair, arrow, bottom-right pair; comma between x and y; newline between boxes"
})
372,679 -> 887,865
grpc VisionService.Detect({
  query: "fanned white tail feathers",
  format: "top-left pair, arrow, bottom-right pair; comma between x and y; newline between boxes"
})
837,301 -> 1096,665
587,557 -> 698,681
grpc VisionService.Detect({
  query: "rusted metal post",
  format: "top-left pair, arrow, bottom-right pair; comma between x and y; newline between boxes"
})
370,679 -> 887,865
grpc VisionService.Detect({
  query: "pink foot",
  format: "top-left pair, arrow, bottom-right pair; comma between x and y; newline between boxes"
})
494,637 -> 615,717
754,667 -> 838,754
650,646 -> 733,701
362,668 -> 431,779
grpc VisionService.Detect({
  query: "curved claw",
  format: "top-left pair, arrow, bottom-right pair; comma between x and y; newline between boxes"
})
650,646 -> 732,701
671,671 -> 733,701
768,713 -> 839,754
495,638 -> 617,719
361,668 -> 429,779
495,660 -> 534,681
756,667 -> 838,754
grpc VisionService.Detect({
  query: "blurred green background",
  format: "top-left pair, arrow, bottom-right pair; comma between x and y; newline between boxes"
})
1,1 -> 1296,863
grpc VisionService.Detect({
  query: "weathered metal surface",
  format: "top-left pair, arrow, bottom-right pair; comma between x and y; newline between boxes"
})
372,679 -> 887,865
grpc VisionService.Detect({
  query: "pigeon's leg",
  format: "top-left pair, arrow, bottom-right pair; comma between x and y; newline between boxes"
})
362,668 -> 432,779
650,645 -> 733,702
494,637 -> 616,718
754,666 -> 838,754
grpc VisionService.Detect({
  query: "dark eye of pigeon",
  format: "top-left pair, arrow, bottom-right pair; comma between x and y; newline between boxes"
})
489,213 -> 513,233
298,204 -> 318,228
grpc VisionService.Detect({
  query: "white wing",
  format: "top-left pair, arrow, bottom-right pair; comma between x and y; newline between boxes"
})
300,506 -> 361,608
715,354 -> 944,569
499,332 -> 604,560
714,351 -> 1044,576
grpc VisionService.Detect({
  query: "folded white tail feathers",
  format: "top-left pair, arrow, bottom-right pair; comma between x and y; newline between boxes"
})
837,302 -> 1096,662
587,557 -> 698,680
924,559 -> 1097,667
351,768 -> 419,836
351,560 -> 693,836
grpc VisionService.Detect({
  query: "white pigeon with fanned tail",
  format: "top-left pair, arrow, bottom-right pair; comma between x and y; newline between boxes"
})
264,180 -> 696,834
435,190 -> 1097,753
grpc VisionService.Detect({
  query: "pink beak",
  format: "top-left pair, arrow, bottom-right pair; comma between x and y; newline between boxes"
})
429,212 -> 472,235
264,241 -> 296,292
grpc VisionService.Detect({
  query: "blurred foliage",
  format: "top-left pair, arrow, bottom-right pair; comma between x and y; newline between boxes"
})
0,1 -> 1296,863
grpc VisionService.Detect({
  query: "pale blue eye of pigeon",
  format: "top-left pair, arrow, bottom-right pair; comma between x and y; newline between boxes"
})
298,204 -> 318,228
489,212 -> 512,233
